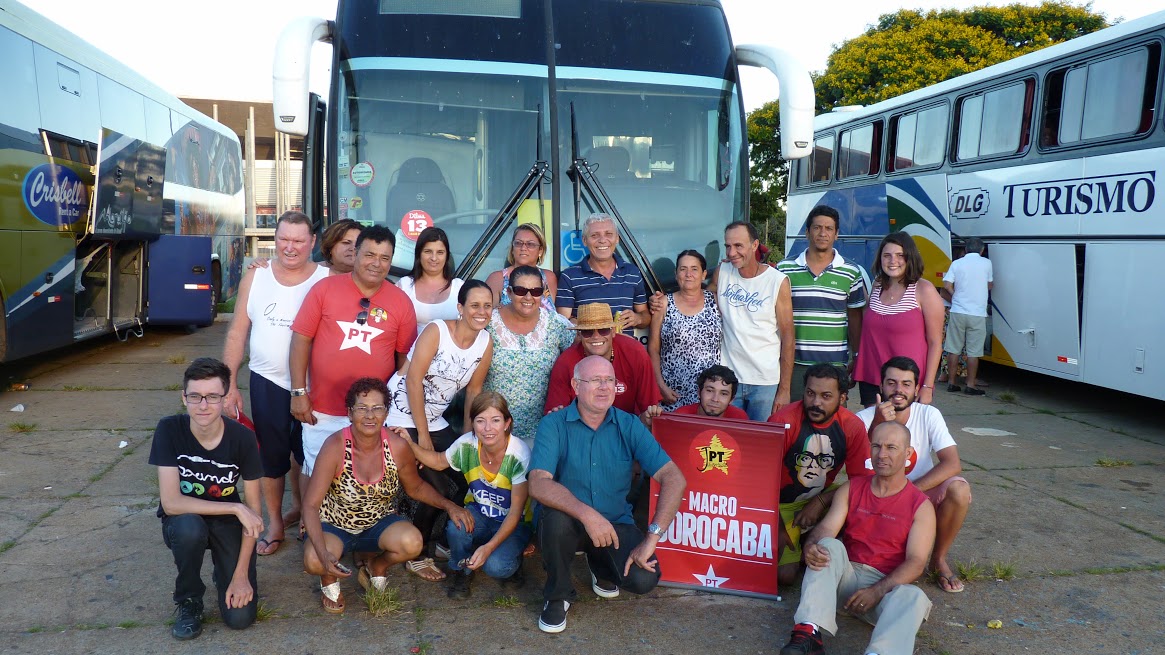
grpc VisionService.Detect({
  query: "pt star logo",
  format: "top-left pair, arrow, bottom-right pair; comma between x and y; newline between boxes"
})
696,434 -> 734,475
693,564 -> 729,588
335,320 -> 383,354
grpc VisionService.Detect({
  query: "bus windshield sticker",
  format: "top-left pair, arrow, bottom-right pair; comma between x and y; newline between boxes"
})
350,162 -> 375,188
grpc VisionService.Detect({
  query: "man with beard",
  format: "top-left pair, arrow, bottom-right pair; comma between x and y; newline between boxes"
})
769,364 -> 871,585
856,356 -> 971,594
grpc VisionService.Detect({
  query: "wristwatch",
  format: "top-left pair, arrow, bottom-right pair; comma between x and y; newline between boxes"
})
647,523 -> 665,537
290,387 -> 308,397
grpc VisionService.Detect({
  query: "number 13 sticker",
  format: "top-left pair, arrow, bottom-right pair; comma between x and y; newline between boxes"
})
401,210 -> 433,241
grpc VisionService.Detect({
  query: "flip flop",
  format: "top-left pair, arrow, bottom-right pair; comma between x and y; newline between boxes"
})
404,558 -> 446,581
939,574 -> 965,593
320,580 -> 345,613
357,565 -> 389,593
256,537 -> 284,556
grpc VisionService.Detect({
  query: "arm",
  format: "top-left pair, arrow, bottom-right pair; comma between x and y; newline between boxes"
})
846,306 -> 863,360
707,266 -> 720,294
628,303 -> 651,330
910,445 -> 962,493
158,467 -> 264,530
792,485 -> 844,529
555,270 -> 575,320
543,269 -> 559,301
467,481 -> 529,570
404,437 -> 452,471
529,469 -> 619,548
301,432 -> 351,578
289,332 -> 316,424
391,433 -> 475,532
225,476 -> 262,607
485,270 -> 505,305
462,341 -> 492,430
801,481 -> 850,566
405,324 -> 441,449
942,280 -> 955,304
917,280 -> 946,404
221,269 -> 256,415
647,300 -> 676,403
542,355 -> 575,414
773,276 -> 795,412
843,500 -> 936,613
625,461 -> 686,575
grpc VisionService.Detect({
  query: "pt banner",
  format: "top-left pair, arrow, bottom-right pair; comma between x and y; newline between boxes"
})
649,414 -> 785,599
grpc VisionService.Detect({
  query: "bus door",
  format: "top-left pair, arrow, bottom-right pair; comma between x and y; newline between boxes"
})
146,235 -> 214,326
986,243 -> 1082,378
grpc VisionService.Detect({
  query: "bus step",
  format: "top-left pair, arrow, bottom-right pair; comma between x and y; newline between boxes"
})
73,321 -> 110,341
114,318 -> 144,342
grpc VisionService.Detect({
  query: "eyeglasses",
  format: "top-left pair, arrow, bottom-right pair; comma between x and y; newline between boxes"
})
578,327 -> 613,337
510,285 -> 545,297
795,452 -> 836,469
184,393 -> 224,405
576,376 -> 617,388
356,297 -> 371,325
351,404 -> 387,415
512,239 -> 540,251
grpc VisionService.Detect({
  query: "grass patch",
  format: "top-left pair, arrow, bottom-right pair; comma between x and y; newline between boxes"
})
412,641 -> 434,655
74,623 -> 110,630
0,540 -> 14,554
956,561 -> 984,582
115,620 -> 144,629
163,383 -> 182,391
992,561 -> 1017,581
62,385 -> 85,391
1036,408 -> 1056,416
997,391 -> 1017,404
363,585 -> 404,617
1118,522 -> 1165,545
255,600 -> 277,622
492,595 -> 522,608
8,422 -> 37,433
166,355 -> 187,365
1096,457 -> 1134,468
26,626 -> 43,634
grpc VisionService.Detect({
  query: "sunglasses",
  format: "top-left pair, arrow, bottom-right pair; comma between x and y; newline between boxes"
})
356,297 -> 371,325
510,285 -> 545,297
578,327 -> 613,337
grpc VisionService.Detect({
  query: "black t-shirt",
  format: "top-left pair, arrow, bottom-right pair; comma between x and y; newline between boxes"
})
148,414 -> 262,518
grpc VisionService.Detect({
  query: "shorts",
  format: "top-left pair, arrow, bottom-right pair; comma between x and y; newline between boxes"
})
321,513 -> 408,555
924,476 -> 972,506
778,483 -> 840,567
301,412 -> 352,476
250,371 -> 304,478
944,312 -> 987,357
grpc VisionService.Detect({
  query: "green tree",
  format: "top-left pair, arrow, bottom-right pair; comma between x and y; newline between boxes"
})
747,101 -> 787,258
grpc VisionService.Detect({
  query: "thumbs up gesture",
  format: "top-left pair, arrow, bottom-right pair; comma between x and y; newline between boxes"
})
876,393 -> 896,423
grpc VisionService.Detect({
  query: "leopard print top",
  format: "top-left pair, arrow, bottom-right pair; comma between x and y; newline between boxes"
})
318,427 -> 401,534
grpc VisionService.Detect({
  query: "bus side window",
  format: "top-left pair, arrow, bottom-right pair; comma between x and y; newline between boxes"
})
954,80 -> 1031,161
838,121 -> 882,179
889,104 -> 947,172
810,133 -> 833,184
1042,43 -> 1160,147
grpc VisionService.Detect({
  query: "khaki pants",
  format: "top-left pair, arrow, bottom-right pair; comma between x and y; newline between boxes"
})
793,538 -> 931,655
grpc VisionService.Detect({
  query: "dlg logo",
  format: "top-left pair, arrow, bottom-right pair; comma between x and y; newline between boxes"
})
22,164 -> 88,227
949,187 -> 990,220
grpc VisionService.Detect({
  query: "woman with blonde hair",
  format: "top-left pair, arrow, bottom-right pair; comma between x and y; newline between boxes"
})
485,223 -> 557,312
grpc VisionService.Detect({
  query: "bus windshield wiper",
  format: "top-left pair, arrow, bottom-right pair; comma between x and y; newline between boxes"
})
567,103 -> 663,295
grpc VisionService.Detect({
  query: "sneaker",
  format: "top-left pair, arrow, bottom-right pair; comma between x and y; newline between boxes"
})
538,600 -> 570,633
589,570 -> 620,599
171,598 -> 203,641
434,543 -> 451,561
780,624 -> 824,655
447,569 -> 473,600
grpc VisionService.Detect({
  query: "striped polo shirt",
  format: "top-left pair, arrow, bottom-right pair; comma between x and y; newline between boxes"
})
555,255 -> 647,320
777,250 -> 868,366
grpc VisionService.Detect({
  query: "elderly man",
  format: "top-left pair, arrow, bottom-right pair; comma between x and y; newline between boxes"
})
555,213 -> 650,331
779,421 -> 935,655
671,365 -> 749,420
289,225 -> 417,476
544,302 -> 661,420
857,356 -> 971,594
530,355 -> 687,633
942,237 -> 993,395
222,211 -> 329,556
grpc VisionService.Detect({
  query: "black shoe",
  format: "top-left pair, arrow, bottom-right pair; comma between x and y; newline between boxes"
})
947,383 -> 961,392
780,624 -> 824,655
589,570 -> 620,599
171,598 -> 203,641
447,569 -> 473,600
963,386 -> 986,396
538,600 -> 570,633
501,563 -> 526,589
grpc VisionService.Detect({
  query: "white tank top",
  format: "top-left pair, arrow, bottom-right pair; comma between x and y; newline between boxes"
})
385,319 -> 490,430
717,262 -> 787,385
246,264 -> 329,389
397,276 -> 464,335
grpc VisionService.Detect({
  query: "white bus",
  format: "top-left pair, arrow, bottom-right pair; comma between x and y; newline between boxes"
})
785,10 -> 1165,401
0,0 -> 245,362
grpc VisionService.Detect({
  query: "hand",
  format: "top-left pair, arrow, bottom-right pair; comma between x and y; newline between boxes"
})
659,384 -> 678,406
447,505 -> 476,533
803,542 -> 831,571
845,360 -> 858,389
918,385 -> 934,405
236,505 -> 264,539
793,496 -> 826,529
641,404 -> 663,427
223,387 -> 244,417
322,553 -> 352,579
648,291 -> 667,314
844,586 -> 884,614
466,544 -> 495,571
618,308 -> 639,329
224,575 -> 254,609
581,510 -> 619,549
291,395 -> 316,424
247,257 -> 270,270
623,537 -> 659,576
875,393 -> 896,423
772,388 -> 791,415
547,405 -> 565,414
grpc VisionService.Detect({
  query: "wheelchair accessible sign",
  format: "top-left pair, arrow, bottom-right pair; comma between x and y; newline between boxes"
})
562,230 -> 588,266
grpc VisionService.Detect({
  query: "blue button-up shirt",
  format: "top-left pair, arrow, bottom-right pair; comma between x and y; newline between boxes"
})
531,401 -> 671,525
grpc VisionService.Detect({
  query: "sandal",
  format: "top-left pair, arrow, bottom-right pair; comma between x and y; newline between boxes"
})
404,557 -> 446,581
357,565 -> 389,592
320,580 -> 345,613
256,537 -> 284,556
939,574 -> 965,593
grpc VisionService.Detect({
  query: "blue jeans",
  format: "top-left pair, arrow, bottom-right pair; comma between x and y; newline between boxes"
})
731,382 -> 778,421
321,513 -> 408,555
445,504 -> 532,579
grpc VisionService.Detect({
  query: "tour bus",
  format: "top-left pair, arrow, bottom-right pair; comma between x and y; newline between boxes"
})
784,11 -> 1165,401
271,0 -> 814,291
0,2 -> 245,363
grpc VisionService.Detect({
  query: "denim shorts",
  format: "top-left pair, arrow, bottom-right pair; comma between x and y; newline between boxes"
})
321,513 -> 407,554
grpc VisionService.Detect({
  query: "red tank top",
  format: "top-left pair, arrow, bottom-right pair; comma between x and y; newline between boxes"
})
855,283 -> 928,386
842,475 -> 928,575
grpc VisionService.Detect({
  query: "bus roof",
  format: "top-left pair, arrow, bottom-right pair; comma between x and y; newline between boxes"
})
0,0 -> 236,141
813,9 -> 1165,131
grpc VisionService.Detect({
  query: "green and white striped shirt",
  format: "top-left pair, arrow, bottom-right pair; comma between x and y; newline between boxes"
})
776,250 -> 868,366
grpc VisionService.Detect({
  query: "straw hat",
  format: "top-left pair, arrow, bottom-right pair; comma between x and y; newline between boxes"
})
570,303 -> 627,332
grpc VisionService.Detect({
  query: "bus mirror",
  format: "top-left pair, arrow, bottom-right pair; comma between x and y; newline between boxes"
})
273,16 -> 333,137
735,44 -> 815,160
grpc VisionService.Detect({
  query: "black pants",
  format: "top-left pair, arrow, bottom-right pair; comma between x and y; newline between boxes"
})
539,507 -> 661,602
406,426 -> 468,552
162,513 -> 257,629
